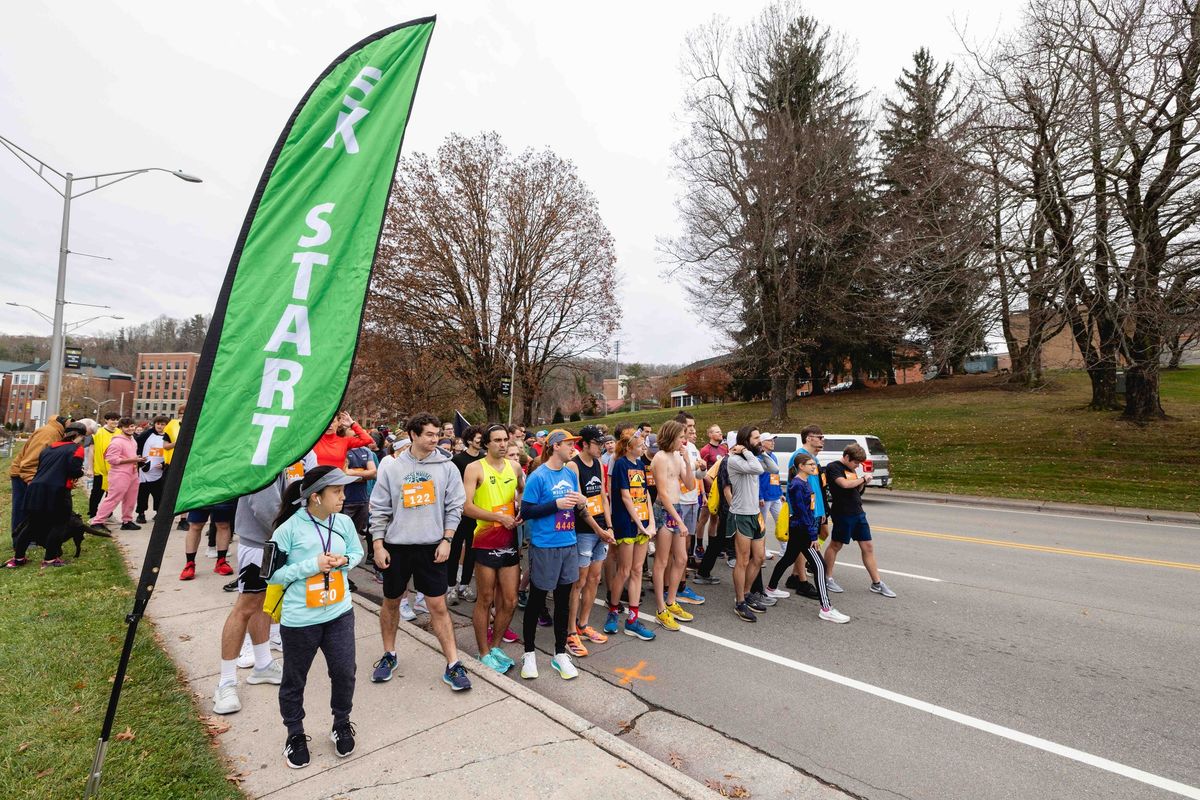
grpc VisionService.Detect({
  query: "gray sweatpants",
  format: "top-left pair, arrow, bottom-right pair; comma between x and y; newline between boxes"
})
279,609 -> 356,736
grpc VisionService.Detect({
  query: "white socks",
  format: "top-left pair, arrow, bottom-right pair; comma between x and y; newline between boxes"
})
252,641 -> 272,671
219,659 -> 237,687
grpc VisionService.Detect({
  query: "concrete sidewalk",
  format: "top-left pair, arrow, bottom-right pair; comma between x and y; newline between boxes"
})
114,526 -> 711,799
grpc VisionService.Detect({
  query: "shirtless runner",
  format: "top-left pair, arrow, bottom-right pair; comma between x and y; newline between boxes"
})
649,420 -> 695,631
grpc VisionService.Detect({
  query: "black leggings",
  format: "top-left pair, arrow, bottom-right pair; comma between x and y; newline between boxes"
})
88,476 -> 106,518
446,519 -> 476,586
523,583 -> 571,654
136,479 -> 163,516
768,535 -> 829,607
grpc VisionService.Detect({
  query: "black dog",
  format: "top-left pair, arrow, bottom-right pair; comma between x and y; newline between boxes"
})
53,513 -> 113,558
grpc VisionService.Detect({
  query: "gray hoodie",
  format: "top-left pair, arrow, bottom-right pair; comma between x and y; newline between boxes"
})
727,449 -> 777,515
235,473 -> 288,549
369,446 -> 465,545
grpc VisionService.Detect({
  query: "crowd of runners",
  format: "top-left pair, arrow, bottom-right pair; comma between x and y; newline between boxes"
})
6,407 -> 895,770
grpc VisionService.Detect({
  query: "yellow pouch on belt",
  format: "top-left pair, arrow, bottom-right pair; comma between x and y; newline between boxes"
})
775,499 -> 790,542
264,583 -> 285,623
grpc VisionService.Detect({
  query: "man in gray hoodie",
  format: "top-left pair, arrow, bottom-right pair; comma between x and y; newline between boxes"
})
367,412 -> 470,691
726,425 -> 778,622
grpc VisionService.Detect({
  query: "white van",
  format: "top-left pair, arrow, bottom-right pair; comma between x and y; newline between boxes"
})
725,431 -> 891,489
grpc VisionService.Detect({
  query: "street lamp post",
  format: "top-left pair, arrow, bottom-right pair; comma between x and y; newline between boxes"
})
0,134 -> 201,415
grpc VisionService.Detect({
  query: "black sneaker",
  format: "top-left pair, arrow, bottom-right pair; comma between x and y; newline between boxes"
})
784,574 -> 801,591
693,574 -> 720,586
222,579 -> 239,593
796,581 -> 822,600
745,595 -> 768,613
135,515 -> 147,524
176,518 -> 188,531
283,733 -> 310,769
330,722 -> 356,758
734,602 -> 757,623
120,522 -> 142,531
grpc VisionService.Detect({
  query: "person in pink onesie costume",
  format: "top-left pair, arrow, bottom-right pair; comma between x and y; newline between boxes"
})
90,417 -> 145,529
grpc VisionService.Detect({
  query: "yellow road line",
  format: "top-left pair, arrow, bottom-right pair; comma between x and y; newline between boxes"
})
875,526 -> 1200,572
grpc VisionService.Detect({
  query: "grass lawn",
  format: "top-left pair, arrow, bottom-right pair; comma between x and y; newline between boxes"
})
575,367 -> 1199,512
0,456 -> 242,799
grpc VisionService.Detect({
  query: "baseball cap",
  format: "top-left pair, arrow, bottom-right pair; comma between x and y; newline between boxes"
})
760,432 -> 776,441
536,429 -> 548,437
600,434 -> 615,444
646,432 -> 659,455
545,428 -> 580,447
578,424 -> 603,444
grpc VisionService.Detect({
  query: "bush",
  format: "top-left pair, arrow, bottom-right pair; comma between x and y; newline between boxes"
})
552,407 -> 565,423
569,410 -> 581,422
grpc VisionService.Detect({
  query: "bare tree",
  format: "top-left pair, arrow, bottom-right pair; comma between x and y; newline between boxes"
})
374,132 -> 617,422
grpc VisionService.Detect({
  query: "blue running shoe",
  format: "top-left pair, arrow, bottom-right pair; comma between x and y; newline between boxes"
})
371,653 -> 398,683
443,661 -> 472,691
603,610 -> 620,635
489,647 -> 515,670
623,618 -> 656,641
676,587 -> 705,605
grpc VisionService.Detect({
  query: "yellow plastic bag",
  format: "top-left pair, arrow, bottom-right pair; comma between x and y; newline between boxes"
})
706,457 -> 723,515
264,583 -> 284,624
775,498 -> 790,542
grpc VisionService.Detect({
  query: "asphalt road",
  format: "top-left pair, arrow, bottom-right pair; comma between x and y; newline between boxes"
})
359,495 -> 1200,800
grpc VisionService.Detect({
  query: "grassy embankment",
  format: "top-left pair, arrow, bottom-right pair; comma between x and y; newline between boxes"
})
574,368 -> 1199,512
0,456 -> 241,799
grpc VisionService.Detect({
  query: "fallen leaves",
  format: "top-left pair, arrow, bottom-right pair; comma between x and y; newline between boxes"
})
17,742 -> 30,753
705,777 -> 751,797
115,727 -> 136,742
668,751 -> 685,770
71,704 -> 83,714
616,719 -> 634,735
73,680 -> 87,690
202,716 -> 231,736
178,633 -> 192,641
225,771 -> 246,786
36,769 -> 53,779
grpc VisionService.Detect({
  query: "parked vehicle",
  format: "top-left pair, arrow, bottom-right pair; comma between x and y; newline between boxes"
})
725,431 -> 892,491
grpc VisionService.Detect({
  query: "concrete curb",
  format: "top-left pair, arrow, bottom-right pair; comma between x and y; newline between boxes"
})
350,593 -> 715,800
879,489 -> 1200,526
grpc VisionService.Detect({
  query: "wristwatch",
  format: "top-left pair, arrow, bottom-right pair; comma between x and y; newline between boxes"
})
441,536 -> 453,544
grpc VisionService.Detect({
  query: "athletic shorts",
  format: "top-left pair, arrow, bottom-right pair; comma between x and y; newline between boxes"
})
614,529 -> 651,546
728,512 -> 764,540
576,531 -> 608,565
341,502 -> 369,538
653,501 -> 686,535
680,502 -> 699,535
381,542 -> 448,599
474,547 -> 520,570
529,544 -> 578,591
831,513 -> 872,544
236,545 -> 267,594
187,503 -> 235,525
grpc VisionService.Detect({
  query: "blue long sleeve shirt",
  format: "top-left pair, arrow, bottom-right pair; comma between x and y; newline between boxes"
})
787,476 -> 818,536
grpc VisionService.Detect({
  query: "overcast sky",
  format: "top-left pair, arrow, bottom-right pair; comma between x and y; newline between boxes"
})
0,1 -> 1022,366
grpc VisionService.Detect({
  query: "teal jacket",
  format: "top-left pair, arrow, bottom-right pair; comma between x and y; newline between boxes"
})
267,509 -> 363,627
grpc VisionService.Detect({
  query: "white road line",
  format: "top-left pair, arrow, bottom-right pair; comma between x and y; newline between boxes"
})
677,623 -> 1200,799
876,497 -> 1200,530
833,562 -> 942,582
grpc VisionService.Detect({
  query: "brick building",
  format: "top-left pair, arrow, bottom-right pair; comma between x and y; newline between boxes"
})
133,352 -> 200,419
1,360 -> 134,429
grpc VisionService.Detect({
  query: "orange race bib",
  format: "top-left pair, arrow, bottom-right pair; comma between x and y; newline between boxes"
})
585,493 -> 604,517
493,501 -> 515,518
769,473 -> 780,485
148,447 -> 164,458
286,462 -> 305,481
403,480 -> 435,508
305,570 -> 346,608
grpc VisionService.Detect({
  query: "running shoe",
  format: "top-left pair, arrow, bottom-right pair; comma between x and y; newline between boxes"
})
283,733 -> 310,769
179,561 -> 196,581
796,581 -> 822,600
538,611 -> 552,627
247,660 -> 283,685
551,653 -> 579,680
825,576 -> 844,593
214,557 -> 234,576
443,661 -> 472,691
749,591 -> 777,607
665,602 -> 694,622
676,586 -> 706,605
521,652 -> 539,679
460,585 -> 476,602
136,514 -> 148,524
413,594 -> 429,614
692,574 -> 720,586
372,568 -> 384,585
734,602 -> 757,622
120,522 -> 141,531
399,598 -> 416,621
784,574 -> 802,591
175,518 -> 188,531
870,581 -> 897,598
764,586 -> 790,599
371,653 -> 398,683
819,607 -> 850,624
624,618 -> 657,641
269,632 -> 283,651
566,632 -> 589,658
502,627 -> 519,643
517,590 -> 528,608
205,546 -> 218,559
655,609 -> 681,631
236,637 -> 254,669
603,610 -> 620,635
41,558 -> 67,568
765,549 -> 779,560
480,651 -> 507,674
745,595 -> 768,613
726,557 -> 737,568
578,625 -> 608,644
222,579 -> 239,592
3,557 -> 28,569
212,683 -> 241,715
445,586 -> 460,606
331,721 -> 356,757
489,647 -> 515,670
